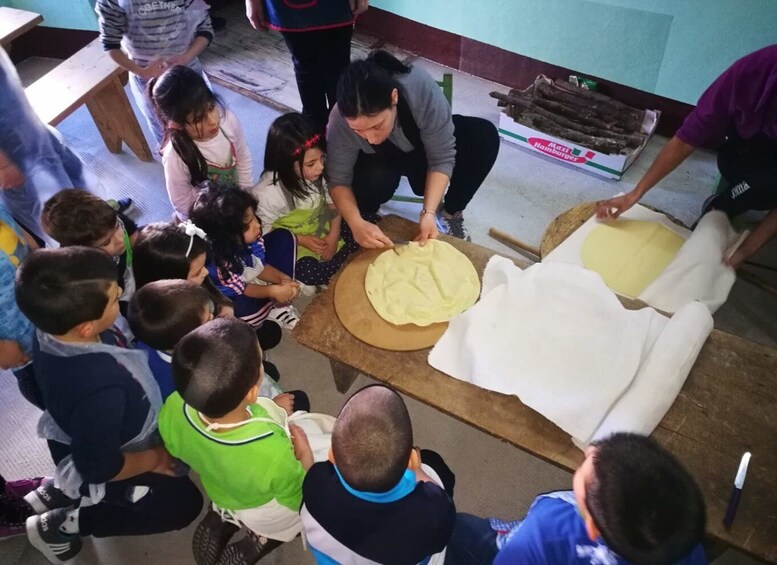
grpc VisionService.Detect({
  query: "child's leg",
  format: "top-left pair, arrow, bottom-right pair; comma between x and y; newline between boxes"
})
77,473 -> 202,537
444,513 -> 499,565
263,228 -> 297,279
128,73 -> 165,145
420,449 -> 456,498
294,223 -> 361,286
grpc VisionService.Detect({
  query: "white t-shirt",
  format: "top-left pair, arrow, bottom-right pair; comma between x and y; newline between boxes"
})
162,109 -> 253,220
251,170 -> 331,233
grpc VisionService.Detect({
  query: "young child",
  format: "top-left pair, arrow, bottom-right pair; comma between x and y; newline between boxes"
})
149,65 -> 253,220
190,180 -> 305,334
15,247 -> 202,563
127,279 -> 301,409
42,189 -> 138,307
446,432 -> 707,565
253,113 -> 360,286
95,0 -> 214,143
133,220 -> 232,316
158,318 -> 321,564
301,384 -> 457,564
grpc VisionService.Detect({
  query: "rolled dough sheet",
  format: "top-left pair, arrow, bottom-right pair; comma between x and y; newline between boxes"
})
581,219 -> 685,298
365,240 -> 480,326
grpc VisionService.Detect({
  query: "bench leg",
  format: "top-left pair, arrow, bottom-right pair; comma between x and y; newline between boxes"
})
86,76 -> 152,162
330,359 -> 359,394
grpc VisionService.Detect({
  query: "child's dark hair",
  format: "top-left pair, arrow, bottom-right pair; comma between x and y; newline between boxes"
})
128,280 -> 211,351
15,247 -> 118,335
148,65 -> 223,185
332,385 -> 413,492
586,433 -> 706,565
172,317 -> 262,418
133,222 -> 209,288
189,180 -> 258,278
42,189 -> 118,246
264,113 -> 326,202
337,50 -> 411,118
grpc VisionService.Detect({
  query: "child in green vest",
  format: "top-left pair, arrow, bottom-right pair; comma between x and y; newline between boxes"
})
253,113 -> 360,286
150,65 -> 253,221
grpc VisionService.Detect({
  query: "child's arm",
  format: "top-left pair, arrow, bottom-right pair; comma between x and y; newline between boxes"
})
164,36 -> 210,68
223,111 -> 253,189
107,49 -> 166,79
258,264 -> 294,285
290,424 -> 314,471
321,209 -> 342,261
162,145 -> 198,220
112,446 -> 176,481
243,281 -> 299,303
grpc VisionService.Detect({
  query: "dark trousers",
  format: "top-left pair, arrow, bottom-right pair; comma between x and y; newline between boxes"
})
295,222 -> 360,286
76,472 -> 203,538
706,131 -> 777,216
443,513 -> 499,565
351,116 -> 500,215
281,25 -> 353,133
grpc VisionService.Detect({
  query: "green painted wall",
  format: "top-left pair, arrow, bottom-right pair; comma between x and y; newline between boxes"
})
0,0 -> 97,31
371,0 -> 777,104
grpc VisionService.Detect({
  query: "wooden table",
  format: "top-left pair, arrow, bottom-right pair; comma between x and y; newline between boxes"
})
0,7 -> 43,47
294,213 -> 777,563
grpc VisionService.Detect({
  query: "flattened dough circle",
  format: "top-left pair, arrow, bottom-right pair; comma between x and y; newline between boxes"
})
581,219 -> 684,298
365,240 -> 480,326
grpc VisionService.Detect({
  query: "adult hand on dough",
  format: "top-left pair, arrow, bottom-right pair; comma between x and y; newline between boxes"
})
596,190 -> 640,221
352,219 -> 393,249
414,212 -> 439,246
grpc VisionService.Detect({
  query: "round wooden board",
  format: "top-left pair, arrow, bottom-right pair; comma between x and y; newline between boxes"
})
333,249 -> 448,351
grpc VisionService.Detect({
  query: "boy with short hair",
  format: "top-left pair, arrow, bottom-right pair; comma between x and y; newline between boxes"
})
446,432 -> 707,565
127,279 -> 214,399
42,189 -> 138,306
15,247 -> 202,564
159,317 -> 316,564
301,384 -> 457,564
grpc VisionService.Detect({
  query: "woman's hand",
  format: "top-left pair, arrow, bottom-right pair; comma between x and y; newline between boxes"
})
596,190 -> 640,221
352,219 -> 393,249
245,0 -> 267,30
350,0 -> 369,15
298,234 -> 328,255
151,446 -> 177,477
414,212 -> 439,245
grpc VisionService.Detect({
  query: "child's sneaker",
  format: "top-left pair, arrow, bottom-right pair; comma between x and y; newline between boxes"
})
0,495 -> 34,539
23,481 -> 78,515
26,508 -> 82,563
437,211 -> 471,242
267,305 -> 300,331
106,197 -> 136,216
4,476 -> 45,499
216,531 -> 281,565
192,510 -> 240,565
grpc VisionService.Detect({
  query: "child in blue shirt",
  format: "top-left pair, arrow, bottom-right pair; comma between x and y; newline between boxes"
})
446,433 -> 707,565
15,247 -> 202,563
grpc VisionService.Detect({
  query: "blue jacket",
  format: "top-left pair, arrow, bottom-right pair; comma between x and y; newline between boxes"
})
262,0 -> 354,32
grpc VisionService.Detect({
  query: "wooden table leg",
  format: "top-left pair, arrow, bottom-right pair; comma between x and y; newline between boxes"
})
86,76 -> 152,162
330,359 -> 359,394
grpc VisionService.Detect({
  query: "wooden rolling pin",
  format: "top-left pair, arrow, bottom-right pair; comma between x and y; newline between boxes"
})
488,227 -> 541,262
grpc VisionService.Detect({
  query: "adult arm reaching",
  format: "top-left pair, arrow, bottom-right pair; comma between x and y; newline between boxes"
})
330,184 -> 394,248
595,136 -> 696,220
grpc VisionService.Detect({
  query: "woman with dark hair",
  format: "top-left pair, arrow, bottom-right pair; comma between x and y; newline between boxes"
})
326,50 -> 500,247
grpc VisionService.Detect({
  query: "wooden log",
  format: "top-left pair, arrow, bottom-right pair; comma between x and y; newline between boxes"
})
552,78 -> 646,117
516,112 -> 627,154
494,93 -> 645,149
535,82 -> 644,132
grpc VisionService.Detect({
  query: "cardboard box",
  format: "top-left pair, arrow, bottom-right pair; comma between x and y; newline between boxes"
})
497,78 -> 660,180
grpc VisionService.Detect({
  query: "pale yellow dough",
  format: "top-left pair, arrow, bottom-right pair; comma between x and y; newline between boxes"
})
365,240 -> 480,326
581,219 -> 685,298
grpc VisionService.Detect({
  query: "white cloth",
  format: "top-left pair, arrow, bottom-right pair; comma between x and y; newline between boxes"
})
251,170 -> 332,234
162,109 -> 253,220
543,205 -> 744,313
428,259 -> 713,447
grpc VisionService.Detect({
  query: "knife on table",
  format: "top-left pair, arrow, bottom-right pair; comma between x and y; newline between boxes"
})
723,451 -> 751,529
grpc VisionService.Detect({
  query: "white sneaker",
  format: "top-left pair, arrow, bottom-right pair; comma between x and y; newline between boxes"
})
267,305 -> 300,331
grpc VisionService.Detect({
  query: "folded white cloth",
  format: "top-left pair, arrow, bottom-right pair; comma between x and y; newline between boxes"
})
543,205 -> 743,313
429,259 -> 713,447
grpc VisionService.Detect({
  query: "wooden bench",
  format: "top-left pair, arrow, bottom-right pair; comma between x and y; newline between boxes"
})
0,7 -> 43,47
24,38 -> 152,162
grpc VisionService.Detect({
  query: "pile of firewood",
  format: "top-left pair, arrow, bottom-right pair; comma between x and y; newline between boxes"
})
490,77 -> 649,155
